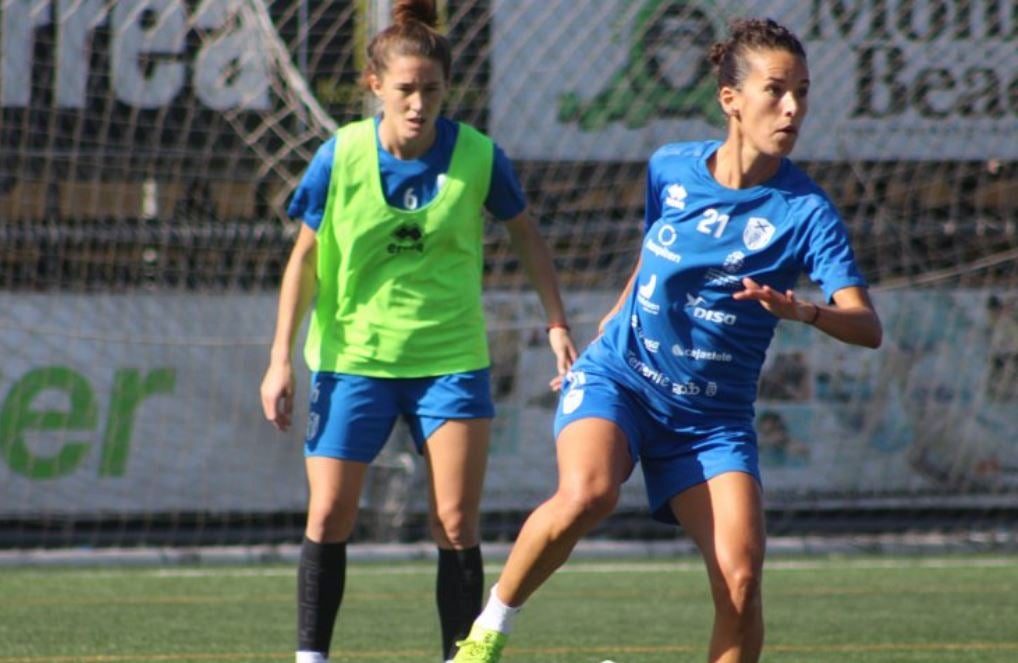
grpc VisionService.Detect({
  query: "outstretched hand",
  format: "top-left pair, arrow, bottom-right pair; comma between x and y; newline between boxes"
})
733,276 -> 811,322
547,327 -> 578,391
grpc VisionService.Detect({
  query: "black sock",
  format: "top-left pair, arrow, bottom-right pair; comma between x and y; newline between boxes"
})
436,546 -> 484,659
297,536 -> 347,655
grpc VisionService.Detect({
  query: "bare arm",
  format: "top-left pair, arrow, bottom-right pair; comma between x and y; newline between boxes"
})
260,224 -> 319,431
733,278 -> 883,348
503,211 -> 578,377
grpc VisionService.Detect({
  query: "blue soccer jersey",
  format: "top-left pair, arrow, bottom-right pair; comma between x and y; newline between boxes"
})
288,116 -> 527,228
588,140 -> 867,421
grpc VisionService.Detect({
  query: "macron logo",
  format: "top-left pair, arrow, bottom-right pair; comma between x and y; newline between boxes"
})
665,184 -> 687,210
685,293 -> 705,308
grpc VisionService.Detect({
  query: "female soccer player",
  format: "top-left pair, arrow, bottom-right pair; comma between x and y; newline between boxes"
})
454,18 -> 882,663
259,2 -> 576,661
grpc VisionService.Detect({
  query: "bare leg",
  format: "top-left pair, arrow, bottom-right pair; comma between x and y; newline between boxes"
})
425,418 -> 491,659
496,418 -> 633,606
298,457 -> 370,659
669,472 -> 765,663
425,418 -> 491,549
304,457 -> 369,542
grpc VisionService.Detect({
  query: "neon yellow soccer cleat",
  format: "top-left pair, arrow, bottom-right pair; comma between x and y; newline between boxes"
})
452,625 -> 507,662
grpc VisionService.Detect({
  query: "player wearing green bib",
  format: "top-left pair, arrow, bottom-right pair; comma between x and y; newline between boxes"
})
305,116 -> 495,377
259,2 -> 577,662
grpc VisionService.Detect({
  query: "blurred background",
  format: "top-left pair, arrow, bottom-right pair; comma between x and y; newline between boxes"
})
1,0 -> 1016,551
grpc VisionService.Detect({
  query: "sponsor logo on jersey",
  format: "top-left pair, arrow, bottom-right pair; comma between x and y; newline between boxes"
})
388,222 -> 425,254
685,293 -> 705,308
638,274 -> 661,314
743,217 -> 775,251
723,250 -> 745,273
646,225 -> 682,263
704,268 -> 741,288
625,352 -> 716,399
672,381 -> 701,395
686,293 -> 737,325
671,343 -> 733,362
704,249 -> 746,289
657,224 -> 678,246
693,307 -> 738,325
665,183 -> 688,210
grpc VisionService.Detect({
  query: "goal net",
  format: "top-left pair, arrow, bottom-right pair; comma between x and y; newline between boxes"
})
1,0 -> 1016,548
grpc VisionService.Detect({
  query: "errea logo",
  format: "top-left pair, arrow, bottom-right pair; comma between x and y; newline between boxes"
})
388,223 -> 424,254
665,183 -> 688,210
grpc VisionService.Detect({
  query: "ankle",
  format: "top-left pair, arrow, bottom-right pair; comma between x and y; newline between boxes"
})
475,584 -> 522,634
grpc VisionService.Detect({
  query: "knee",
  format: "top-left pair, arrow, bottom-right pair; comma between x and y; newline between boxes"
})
430,505 -> 479,548
711,560 -> 763,621
554,483 -> 619,528
305,503 -> 357,542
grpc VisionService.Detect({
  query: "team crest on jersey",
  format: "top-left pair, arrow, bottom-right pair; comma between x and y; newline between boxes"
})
665,183 -> 688,210
743,217 -> 775,251
561,370 -> 586,411
306,412 -> 320,441
562,387 -> 584,414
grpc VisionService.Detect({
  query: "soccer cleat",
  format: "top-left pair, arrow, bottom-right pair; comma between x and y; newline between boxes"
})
452,624 -> 507,662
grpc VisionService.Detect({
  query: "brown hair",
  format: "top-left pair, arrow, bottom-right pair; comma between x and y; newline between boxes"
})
707,18 -> 806,90
360,0 -> 451,88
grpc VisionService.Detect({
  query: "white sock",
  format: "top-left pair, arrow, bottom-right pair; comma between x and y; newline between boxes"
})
295,651 -> 327,663
474,584 -> 522,634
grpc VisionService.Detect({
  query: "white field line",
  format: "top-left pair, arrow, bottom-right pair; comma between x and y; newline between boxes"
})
4,555 -> 1014,580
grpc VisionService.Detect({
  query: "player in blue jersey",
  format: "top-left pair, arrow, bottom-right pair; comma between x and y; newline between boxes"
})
259,2 -> 576,662
455,18 -> 882,663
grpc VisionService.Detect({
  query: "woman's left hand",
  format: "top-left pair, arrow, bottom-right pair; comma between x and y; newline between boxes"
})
547,327 -> 578,391
733,276 -> 813,321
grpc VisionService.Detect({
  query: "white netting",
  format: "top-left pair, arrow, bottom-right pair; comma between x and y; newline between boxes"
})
0,0 -> 1015,546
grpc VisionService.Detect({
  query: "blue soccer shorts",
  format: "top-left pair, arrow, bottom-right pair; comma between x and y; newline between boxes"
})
553,366 -> 760,525
304,368 -> 495,462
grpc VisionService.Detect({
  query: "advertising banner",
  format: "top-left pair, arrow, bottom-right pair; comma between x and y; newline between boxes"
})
491,0 -> 1018,161
1,289 -> 1016,517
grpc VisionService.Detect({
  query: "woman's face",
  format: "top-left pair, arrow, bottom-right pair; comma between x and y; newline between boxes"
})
722,48 -> 809,158
370,54 -> 448,154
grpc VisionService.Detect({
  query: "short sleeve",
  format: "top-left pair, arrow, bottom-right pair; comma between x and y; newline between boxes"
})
643,150 -> 664,234
287,137 -> 337,231
800,202 -> 868,302
484,144 -> 527,221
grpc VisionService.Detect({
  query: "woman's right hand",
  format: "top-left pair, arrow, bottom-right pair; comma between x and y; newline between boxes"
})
260,360 -> 295,432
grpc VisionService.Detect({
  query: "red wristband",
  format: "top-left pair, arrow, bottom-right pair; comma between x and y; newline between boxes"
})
545,322 -> 571,333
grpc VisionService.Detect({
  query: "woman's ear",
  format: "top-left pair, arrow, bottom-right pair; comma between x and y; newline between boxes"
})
719,86 -> 740,120
368,73 -> 384,99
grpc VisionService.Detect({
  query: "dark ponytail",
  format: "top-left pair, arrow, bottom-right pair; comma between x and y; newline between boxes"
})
708,18 -> 806,89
